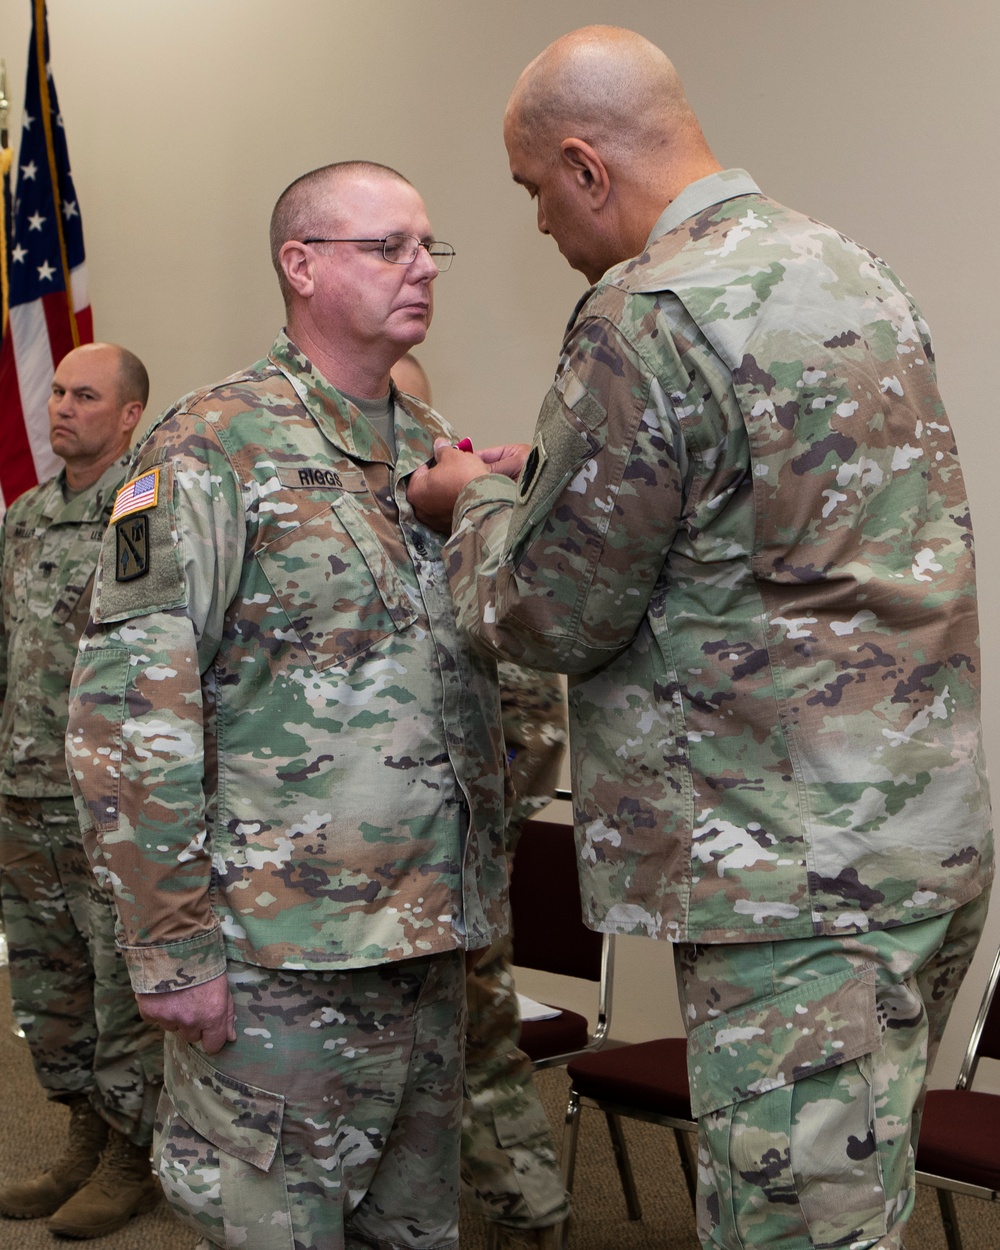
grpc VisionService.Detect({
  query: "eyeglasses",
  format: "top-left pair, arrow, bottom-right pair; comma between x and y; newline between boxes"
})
301,233 -> 455,272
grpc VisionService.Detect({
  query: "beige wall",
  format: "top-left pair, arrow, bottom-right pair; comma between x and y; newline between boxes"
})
3,0 -> 997,1088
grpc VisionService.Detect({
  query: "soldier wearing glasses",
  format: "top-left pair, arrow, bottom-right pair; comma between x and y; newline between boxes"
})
66,161 -> 508,1250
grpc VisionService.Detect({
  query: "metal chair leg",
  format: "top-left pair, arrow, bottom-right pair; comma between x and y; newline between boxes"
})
561,1089 -> 582,1192
604,1110 -> 642,1221
672,1128 -> 697,1211
936,1188 -> 964,1250
553,1091 -> 583,1250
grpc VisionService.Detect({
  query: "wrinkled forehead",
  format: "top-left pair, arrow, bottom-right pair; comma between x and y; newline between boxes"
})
320,173 -> 432,239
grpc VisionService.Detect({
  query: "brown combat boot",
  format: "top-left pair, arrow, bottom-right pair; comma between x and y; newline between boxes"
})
0,1096 -> 108,1219
47,1127 -> 159,1238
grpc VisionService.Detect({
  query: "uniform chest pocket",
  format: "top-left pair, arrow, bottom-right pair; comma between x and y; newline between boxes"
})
256,492 -> 418,671
4,530 -> 101,627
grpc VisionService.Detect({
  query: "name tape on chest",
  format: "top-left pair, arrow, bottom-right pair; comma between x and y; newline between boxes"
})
275,466 -> 367,492
110,468 -> 160,523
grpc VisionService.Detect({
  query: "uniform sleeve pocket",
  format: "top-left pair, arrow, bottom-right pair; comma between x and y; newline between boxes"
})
506,386 -> 600,554
156,1035 -> 293,1250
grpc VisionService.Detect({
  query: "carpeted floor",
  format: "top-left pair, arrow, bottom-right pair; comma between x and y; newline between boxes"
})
1,966 -> 997,1248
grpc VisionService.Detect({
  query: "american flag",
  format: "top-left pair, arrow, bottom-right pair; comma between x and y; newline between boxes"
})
0,0 -> 92,517
110,469 -> 158,523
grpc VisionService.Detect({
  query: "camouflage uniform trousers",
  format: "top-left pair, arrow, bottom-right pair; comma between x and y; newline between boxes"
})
463,929 -> 570,1230
155,950 -> 467,1250
0,794 -> 162,1144
674,889 -> 991,1250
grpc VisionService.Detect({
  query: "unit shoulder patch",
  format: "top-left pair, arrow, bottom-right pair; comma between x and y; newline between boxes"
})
93,462 -> 185,623
115,514 -> 150,582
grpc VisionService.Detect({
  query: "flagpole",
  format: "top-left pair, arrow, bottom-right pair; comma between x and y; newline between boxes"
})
33,0 -> 79,348
0,59 -> 12,333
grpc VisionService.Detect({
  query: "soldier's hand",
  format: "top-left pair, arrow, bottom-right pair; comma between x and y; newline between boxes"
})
136,972 -> 237,1056
408,440 -> 490,534
478,443 -> 530,480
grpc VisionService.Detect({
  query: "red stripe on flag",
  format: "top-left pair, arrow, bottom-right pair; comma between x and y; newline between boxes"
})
41,288 -> 77,368
76,305 -> 93,343
0,332 -> 40,505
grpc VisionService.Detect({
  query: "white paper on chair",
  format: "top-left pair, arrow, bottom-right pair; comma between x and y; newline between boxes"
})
516,993 -> 561,1021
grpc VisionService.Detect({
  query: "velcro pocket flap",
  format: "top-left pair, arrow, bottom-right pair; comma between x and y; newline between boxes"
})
686,964 -> 878,1118
164,1035 -> 284,1172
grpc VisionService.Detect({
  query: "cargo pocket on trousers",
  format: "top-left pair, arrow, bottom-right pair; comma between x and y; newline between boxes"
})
156,1035 -> 293,1250
686,964 -> 886,1249
491,1095 -> 562,1218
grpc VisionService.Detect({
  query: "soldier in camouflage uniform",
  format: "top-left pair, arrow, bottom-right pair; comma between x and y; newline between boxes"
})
0,342 -> 163,1238
409,27 -> 993,1250
66,162 -> 509,1250
392,354 -> 571,1248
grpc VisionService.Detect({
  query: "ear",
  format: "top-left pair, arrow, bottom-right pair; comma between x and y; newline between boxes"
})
278,239 -> 316,299
559,138 -> 611,209
122,400 -> 144,434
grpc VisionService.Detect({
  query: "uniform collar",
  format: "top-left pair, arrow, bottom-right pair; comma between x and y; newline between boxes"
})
37,454 -> 131,525
268,330 -> 436,477
646,168 -> 762,248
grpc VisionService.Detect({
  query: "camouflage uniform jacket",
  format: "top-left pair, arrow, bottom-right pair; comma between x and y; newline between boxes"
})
0,457 -> 129,797
444,169 -> 992,945
67,334 -> 508,993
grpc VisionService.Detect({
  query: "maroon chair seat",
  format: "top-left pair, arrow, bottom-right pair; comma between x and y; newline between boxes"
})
915,943 -> 1000,1250
561,1035 -> 697,1226
567,1037 -> 692,1119
520,1010 -> 591,1064
918,1088 -> 1000,1192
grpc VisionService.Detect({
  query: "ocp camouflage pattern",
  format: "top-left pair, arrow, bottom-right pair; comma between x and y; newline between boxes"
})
67,334 -> 508,993
462,665 -> 569,1229
498,660 -> 567,836
676,891 -> 989,1248
444,168 -> 992,946
0,795 -> 162,1143
156,954 -> 465,1250
0,460 -> 161,1142
0,458 -> 128,796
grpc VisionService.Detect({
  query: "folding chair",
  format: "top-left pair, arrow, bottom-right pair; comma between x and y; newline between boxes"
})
508,814 -> 615,1069
916,942 -> 1000,1250
560,1036 -> 697,1228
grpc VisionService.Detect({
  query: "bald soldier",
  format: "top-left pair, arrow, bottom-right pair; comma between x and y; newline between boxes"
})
410,26 -> 993,1250
0,343 -> 162,1238
66,163 -> 508,1250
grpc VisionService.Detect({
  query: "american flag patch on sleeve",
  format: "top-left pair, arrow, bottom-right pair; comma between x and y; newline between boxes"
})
110,468 -> 160,523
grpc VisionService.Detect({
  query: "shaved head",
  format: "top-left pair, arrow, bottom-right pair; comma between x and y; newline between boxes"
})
504,27 -> 721,279
114,345 -> 150,408
270,161 -> 413,307
505,26 -> 706,167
